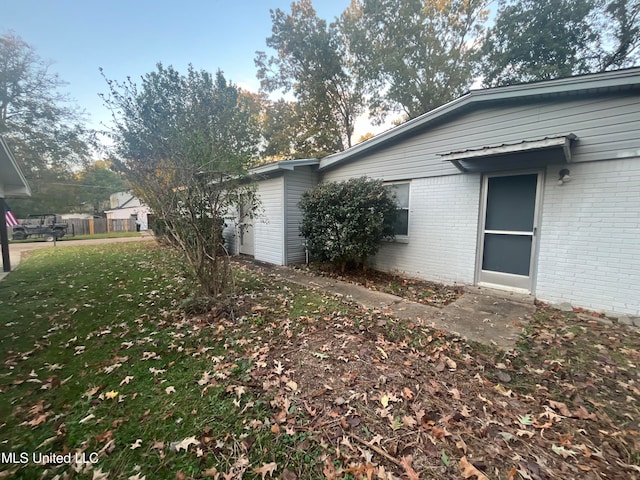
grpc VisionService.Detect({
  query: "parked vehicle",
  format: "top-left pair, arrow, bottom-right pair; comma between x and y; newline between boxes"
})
12,214 -> 68,242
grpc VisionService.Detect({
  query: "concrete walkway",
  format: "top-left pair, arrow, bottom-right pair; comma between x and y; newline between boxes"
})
1,240 -> 534,348
244,260 -> 535,349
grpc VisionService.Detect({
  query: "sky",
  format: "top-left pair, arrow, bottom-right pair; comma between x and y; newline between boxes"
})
2,0 -> 353,132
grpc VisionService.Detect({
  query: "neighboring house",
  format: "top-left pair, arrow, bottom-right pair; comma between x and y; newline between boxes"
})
104,192 -> 151,230
230,67 -> 640,317
0,136 -> 31,272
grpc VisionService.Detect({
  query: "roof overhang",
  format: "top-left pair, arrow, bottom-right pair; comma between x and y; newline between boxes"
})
439,134 -> 577,173
249,158 -> 320,178
0,136 -> 31,198
319,67 -> 640,171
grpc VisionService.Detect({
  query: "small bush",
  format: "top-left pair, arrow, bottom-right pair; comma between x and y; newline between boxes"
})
299,177 -> 397,271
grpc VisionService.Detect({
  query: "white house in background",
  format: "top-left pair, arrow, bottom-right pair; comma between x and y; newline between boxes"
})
104,192 -> 151,230
228,67 -> 640,317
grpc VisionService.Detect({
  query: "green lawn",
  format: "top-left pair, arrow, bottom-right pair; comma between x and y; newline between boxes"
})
1,243 -> 638,479
0,243 -> 327,479
10,232 -> 144,243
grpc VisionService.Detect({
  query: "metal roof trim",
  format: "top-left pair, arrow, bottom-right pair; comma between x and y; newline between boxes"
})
249,158 -> 320,177
439,134 -> 578,173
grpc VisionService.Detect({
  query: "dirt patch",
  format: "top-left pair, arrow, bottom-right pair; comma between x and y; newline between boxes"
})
295,263 -> 463,307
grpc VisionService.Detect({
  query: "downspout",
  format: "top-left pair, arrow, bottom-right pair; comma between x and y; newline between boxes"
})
282,173 -> 288,266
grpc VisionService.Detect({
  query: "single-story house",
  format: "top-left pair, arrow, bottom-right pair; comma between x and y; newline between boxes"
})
227,67 -> 640,317
104,192 -> 151,230
0,136 -> 31,272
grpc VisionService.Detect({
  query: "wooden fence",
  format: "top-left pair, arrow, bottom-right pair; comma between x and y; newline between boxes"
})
66,218 -> 138,236
7,217 -> 138,238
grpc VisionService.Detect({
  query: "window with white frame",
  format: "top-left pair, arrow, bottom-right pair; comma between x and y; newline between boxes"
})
384,182 -> 410,237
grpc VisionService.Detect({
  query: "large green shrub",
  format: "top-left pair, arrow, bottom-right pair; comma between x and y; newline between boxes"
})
299,177 -> 397,270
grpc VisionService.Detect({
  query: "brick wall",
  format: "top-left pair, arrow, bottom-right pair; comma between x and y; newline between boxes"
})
535,159 -> 640,315
371,173 -> 481,284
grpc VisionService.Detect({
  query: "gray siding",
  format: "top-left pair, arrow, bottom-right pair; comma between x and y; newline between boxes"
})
254,176 -> 284,265
321,93 -> 640,183
284,167 -> 317,264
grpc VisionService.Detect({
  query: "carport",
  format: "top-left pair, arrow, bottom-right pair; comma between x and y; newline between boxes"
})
0,136 -> 31,272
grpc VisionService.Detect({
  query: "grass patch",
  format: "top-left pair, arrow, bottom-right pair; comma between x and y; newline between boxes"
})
10,232 -> 144,243
0,244 -> 320,479
63,232 -> 145,241
1,244 -> 639,479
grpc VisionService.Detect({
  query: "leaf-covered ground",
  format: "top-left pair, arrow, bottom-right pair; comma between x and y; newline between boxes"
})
0,243 -> 638,479
294,264 -> 463,307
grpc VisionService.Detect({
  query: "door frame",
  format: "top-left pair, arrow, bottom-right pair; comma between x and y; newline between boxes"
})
475,169 -> 544,293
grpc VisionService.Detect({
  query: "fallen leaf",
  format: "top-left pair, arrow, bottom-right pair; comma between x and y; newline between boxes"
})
285,381 -> 298,392
202,466 -> 218,478
548,400 -> 571,416
402,415 -> 417,427
402,387 -> 414,400
551,444 -> 577,458
130,439 -> 142,450
23,413 -> 50,427
273,360 -> 284,375
79,414 -> 96,424
518,414 -> 533,426
573,405 -> 596,420
376,346 -> 388,359
105,390 -> 118,400
400,456 -> 419,480
253,462 -> 277,479
165,386 -> 176,394
494,384 -> 513,397
459,456 -> 488,480
92,468 -> 109,479
120,376 -> 134,386
84,386 -> 101,398
171,436 -> 199,452
323,458 -> 337,480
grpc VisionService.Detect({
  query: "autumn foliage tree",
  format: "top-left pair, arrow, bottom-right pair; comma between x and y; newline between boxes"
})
340,0 -> 489,121
102,64 -> 260,298
0,31 -> 94,215
299,177 -> 397,271
481,0 -> 640,86
256,0 -> 363,156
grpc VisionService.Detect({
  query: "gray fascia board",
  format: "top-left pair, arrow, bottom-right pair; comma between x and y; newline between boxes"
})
0,136 -> 31,198
249,158 -> 320,177
318,67 -> 640,171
